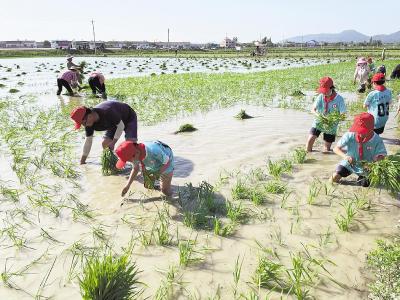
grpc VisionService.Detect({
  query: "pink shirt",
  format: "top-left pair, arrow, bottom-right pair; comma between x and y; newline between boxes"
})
90,71 -> 105,85
59,70 -> 78,85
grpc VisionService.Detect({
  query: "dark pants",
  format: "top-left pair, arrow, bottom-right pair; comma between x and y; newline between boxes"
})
391,64 -> 400,79
57,79 -> 73,95
88,77 -> 106,94
374,126 -> 385,135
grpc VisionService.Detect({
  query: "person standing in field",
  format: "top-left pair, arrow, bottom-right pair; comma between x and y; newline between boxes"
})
381,48 -> 386,61
88,71 -> 107,99
306,77 -> 347,153
353,57 -> 370,93
57,66 -> 80,96
363,73 -> 392,134
70,101 -> 138,164
331,113 -> 386,187
115,140 -> 174,197
367,57 -> 376,73
66,56 -> 79,69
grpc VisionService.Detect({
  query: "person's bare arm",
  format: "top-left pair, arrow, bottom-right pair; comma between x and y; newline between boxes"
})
80,136 -> 93,164
121,163 -> 140,196
333,145 -> 353,164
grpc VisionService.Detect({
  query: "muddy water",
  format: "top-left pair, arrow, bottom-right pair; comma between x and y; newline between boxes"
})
1,102 -> 399,299
0,56 -> 336,99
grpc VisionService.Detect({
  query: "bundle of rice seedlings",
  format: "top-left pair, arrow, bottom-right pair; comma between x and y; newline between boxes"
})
8,89 -> 19,93
316,110 -> 345,133
174,123 -> 197,134
235,109 -> 253,119
142,168 -> 160,189
365,154 -> 400,194
101,149 -> 119,176
79,252 -> 141,300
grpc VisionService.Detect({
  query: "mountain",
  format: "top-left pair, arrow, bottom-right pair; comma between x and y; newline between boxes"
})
285,30 -> 400,43
372,31 -> 400,43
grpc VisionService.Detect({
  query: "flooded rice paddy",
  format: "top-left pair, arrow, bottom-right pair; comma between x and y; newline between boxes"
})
0,57 -> 399,300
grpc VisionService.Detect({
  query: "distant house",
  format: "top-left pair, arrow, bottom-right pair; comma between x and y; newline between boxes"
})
0,40 -> 37,48
220,37 -> 237,48
71,41 -> 91,50
154,41 -> 191,49
104,41 -> 129,49
51,40 -> 72,49
89,41 -> 105,50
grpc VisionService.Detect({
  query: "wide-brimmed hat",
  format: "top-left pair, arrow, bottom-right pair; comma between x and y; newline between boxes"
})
357,57 -> 367,65
115,141 -> 137,169
70,106 -> 87,129
317,77 -> 334,94
66,55 -> 74,60
349,112 -> 374,135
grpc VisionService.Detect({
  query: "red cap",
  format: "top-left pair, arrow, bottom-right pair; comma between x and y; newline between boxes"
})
317,77 -> 334,94
70,106 -> 86,129
349,113 -> 374,135
115,141 -> 137,169
372,72 -> 385,82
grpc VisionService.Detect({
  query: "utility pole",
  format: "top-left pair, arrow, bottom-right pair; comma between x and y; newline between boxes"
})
167,28 -> 170,52
91,19 -> 96,55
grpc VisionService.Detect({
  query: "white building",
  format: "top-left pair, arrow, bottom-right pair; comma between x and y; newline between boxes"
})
220,37 -> 237,48
51,40 -> 72,49
1,40 -> 37,48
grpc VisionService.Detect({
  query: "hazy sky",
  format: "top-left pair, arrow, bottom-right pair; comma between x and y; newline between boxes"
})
1,0 -> 399,43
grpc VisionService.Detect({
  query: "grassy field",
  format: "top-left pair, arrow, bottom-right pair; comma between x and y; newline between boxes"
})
105,60 -> 400,124
1,46 -> 400,59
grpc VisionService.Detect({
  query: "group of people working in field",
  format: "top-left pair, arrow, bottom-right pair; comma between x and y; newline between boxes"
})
353,56 -> 400,93
65,55 -> 400,198
309,69 -> 400,187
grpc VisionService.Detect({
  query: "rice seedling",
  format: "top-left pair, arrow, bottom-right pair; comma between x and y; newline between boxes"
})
292,147 -> 307,164
285,252 -> 313,299
35,257 -> 57,299
142,168 -> 160,189
232,255 -> 244,297
367,239 -> 400,299
364,154 -> 400,194
213,217 -> 235,236
335,199 -> 357,232
92,225 -> 110,245
307,178 -> 322,205
174,123 -> 197,134
235,109 -> 253,119
252,256 -> 288,292
155,208 -> 172,246
101,148 -> 119,176
0,184 -> 20,203
250,189 -> 265,205
79,252 -> 142,300
226,201 -> 247,224
280,191 -> 292,209
231,180 -> 252,200
40,228 -> 63,245
154,265 -> 185,300
352,191 -> 372,211
264,180 -> 287,194
8,88 -> 19,93
267,159 -> 292,179
317,227 -> 334,248
249,168 -> 266,182
179,239 -> 203,267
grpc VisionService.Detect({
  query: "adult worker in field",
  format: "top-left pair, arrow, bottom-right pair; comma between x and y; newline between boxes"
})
57,66 -> 81,96
306,77 -> 347,153
353,57 -> 370,93
67,56 -> 79,69
363,73 -> 393,135
115,140 -> 174,197
390,64 -> 400,79
331,113 -> 386,187
88,71 -> 107,99
70,100 -> 138,164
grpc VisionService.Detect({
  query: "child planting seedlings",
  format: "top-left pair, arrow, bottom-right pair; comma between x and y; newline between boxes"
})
115,140 -> 174,197
363,73 -> 393,134
70,101 -> 138,165
331,113 -> 387,187
306,77 -> 346,153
